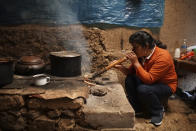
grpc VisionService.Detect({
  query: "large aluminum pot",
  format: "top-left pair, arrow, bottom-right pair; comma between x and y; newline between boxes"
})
0,58 -> 14,87
50,51 -> 81,77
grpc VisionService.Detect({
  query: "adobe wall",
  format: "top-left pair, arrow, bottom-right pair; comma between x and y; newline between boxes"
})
0,0 -> 195,70
101,0 -> 196,55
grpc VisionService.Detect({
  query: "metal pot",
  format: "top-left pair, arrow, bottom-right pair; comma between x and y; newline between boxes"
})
50,51 -> 81,77
0,58 -> 14,87
15,55 -> 45,75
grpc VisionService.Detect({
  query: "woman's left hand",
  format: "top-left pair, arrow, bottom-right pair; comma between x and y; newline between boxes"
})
126,52 -> 140,67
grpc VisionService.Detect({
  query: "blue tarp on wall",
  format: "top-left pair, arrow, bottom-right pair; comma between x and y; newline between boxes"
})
0,0 -> 164,27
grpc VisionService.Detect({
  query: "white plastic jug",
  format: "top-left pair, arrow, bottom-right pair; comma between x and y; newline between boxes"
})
174,48 -> 181,58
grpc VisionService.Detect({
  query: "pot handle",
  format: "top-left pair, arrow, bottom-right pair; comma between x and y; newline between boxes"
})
46,77 -> 50,83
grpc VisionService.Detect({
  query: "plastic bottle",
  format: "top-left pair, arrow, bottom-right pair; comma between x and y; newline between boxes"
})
174,48 -> 181,58
181,39 -> 187,55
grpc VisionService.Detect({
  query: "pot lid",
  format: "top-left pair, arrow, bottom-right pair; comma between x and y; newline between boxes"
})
50,51 -> 81,57
19,56 -> 43,65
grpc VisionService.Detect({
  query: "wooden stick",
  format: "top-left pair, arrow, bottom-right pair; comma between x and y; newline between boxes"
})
105,57 -> 127,70
84,80 -> 96,86
91,57 -> 127,79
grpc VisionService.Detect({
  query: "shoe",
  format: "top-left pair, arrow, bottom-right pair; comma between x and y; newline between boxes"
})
150,111 -> 164,126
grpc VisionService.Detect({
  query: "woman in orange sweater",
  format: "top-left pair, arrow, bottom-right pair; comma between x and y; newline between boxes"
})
115,31 -> 177,126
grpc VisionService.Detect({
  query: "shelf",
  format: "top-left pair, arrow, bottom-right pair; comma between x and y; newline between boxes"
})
174,59 -> 196,73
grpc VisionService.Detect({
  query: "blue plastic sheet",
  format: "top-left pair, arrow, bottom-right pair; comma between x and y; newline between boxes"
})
0,0 -> 164,27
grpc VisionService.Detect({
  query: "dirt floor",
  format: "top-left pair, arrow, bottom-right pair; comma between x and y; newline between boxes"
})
116,71 -> 196,131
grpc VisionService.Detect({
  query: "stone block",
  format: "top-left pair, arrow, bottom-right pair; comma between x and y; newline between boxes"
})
24,110 -> 41,120
0,112 -> 26,130
61,109 -> 75,118
28,115 -> 56,131
28,97 -> 85,110
101,128 -> 135,131
188,113 -> 196,123
72,125 -> 96,131
83,83 -> 134,129
27,98 -> 41,109
47,110 -> 61,119
58,118 -> 75,131
0,95 -> 24,111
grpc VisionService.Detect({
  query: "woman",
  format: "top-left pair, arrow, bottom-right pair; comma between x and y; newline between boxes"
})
115,31 -> 177,126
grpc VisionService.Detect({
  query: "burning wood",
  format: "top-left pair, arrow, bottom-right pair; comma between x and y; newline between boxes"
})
83,80 -> 96,86
82,74 -> 96,86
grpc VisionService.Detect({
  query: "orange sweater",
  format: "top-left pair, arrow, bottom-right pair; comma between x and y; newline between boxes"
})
129,47 -> 177,93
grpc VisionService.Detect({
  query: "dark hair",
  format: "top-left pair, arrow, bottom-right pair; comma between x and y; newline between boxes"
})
155,40 -> 167,49
129,31 -> 167,49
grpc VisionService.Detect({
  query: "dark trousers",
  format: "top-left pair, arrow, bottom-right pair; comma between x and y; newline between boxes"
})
125,75 -> 172,116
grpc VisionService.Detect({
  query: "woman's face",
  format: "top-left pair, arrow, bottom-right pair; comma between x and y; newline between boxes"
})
132,43 -> 147,58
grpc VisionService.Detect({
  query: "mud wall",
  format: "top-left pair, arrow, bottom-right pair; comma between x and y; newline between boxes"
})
0,0 -> 196,70
0,95 -> 88,131
101,0 -> 196,55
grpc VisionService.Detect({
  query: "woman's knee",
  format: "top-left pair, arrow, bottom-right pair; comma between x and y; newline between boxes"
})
137,84 -> 150,95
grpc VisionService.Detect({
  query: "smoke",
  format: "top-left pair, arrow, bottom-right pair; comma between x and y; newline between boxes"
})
54,0 -> 92,74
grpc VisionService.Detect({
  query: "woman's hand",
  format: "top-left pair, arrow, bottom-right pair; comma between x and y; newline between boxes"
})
126,51 -> 140,67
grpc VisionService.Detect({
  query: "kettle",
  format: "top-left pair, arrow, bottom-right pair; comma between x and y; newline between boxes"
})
15,55 -> 45,75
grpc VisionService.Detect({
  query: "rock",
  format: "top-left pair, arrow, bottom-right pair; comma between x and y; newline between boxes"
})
0,112 -> 17,130
25,110 -> 41,120
58,118 -> 75,131
101,128 -> 135,131
188,113 -> 196,123
7,110 -> 21,118
72,97 -> 85,108
61,109 -> 75,118
0,112 -> 26,130
28,97 -> 85,110
19,108 -> 28,116
27,98 -> 41,109
89,86 -> 108,97
0,95 -> 24,111
73,125 -> 95,131
47,110 -> 61,119
14,117 -> 26,131
28,115 -> 56,131
75,108 -> 85,119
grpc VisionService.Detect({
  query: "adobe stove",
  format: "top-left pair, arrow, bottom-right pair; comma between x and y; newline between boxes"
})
0,50 -> 134,131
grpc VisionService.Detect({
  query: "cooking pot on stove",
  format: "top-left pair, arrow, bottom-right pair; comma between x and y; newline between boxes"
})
50,51 -> 81,77
15,55 -> 45,75
0,58 -> 14,87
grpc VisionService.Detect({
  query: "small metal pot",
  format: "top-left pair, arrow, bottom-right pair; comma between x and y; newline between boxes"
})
50,51 -> 81,77
0,58 -> 14,87
15,55 -> 45,75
